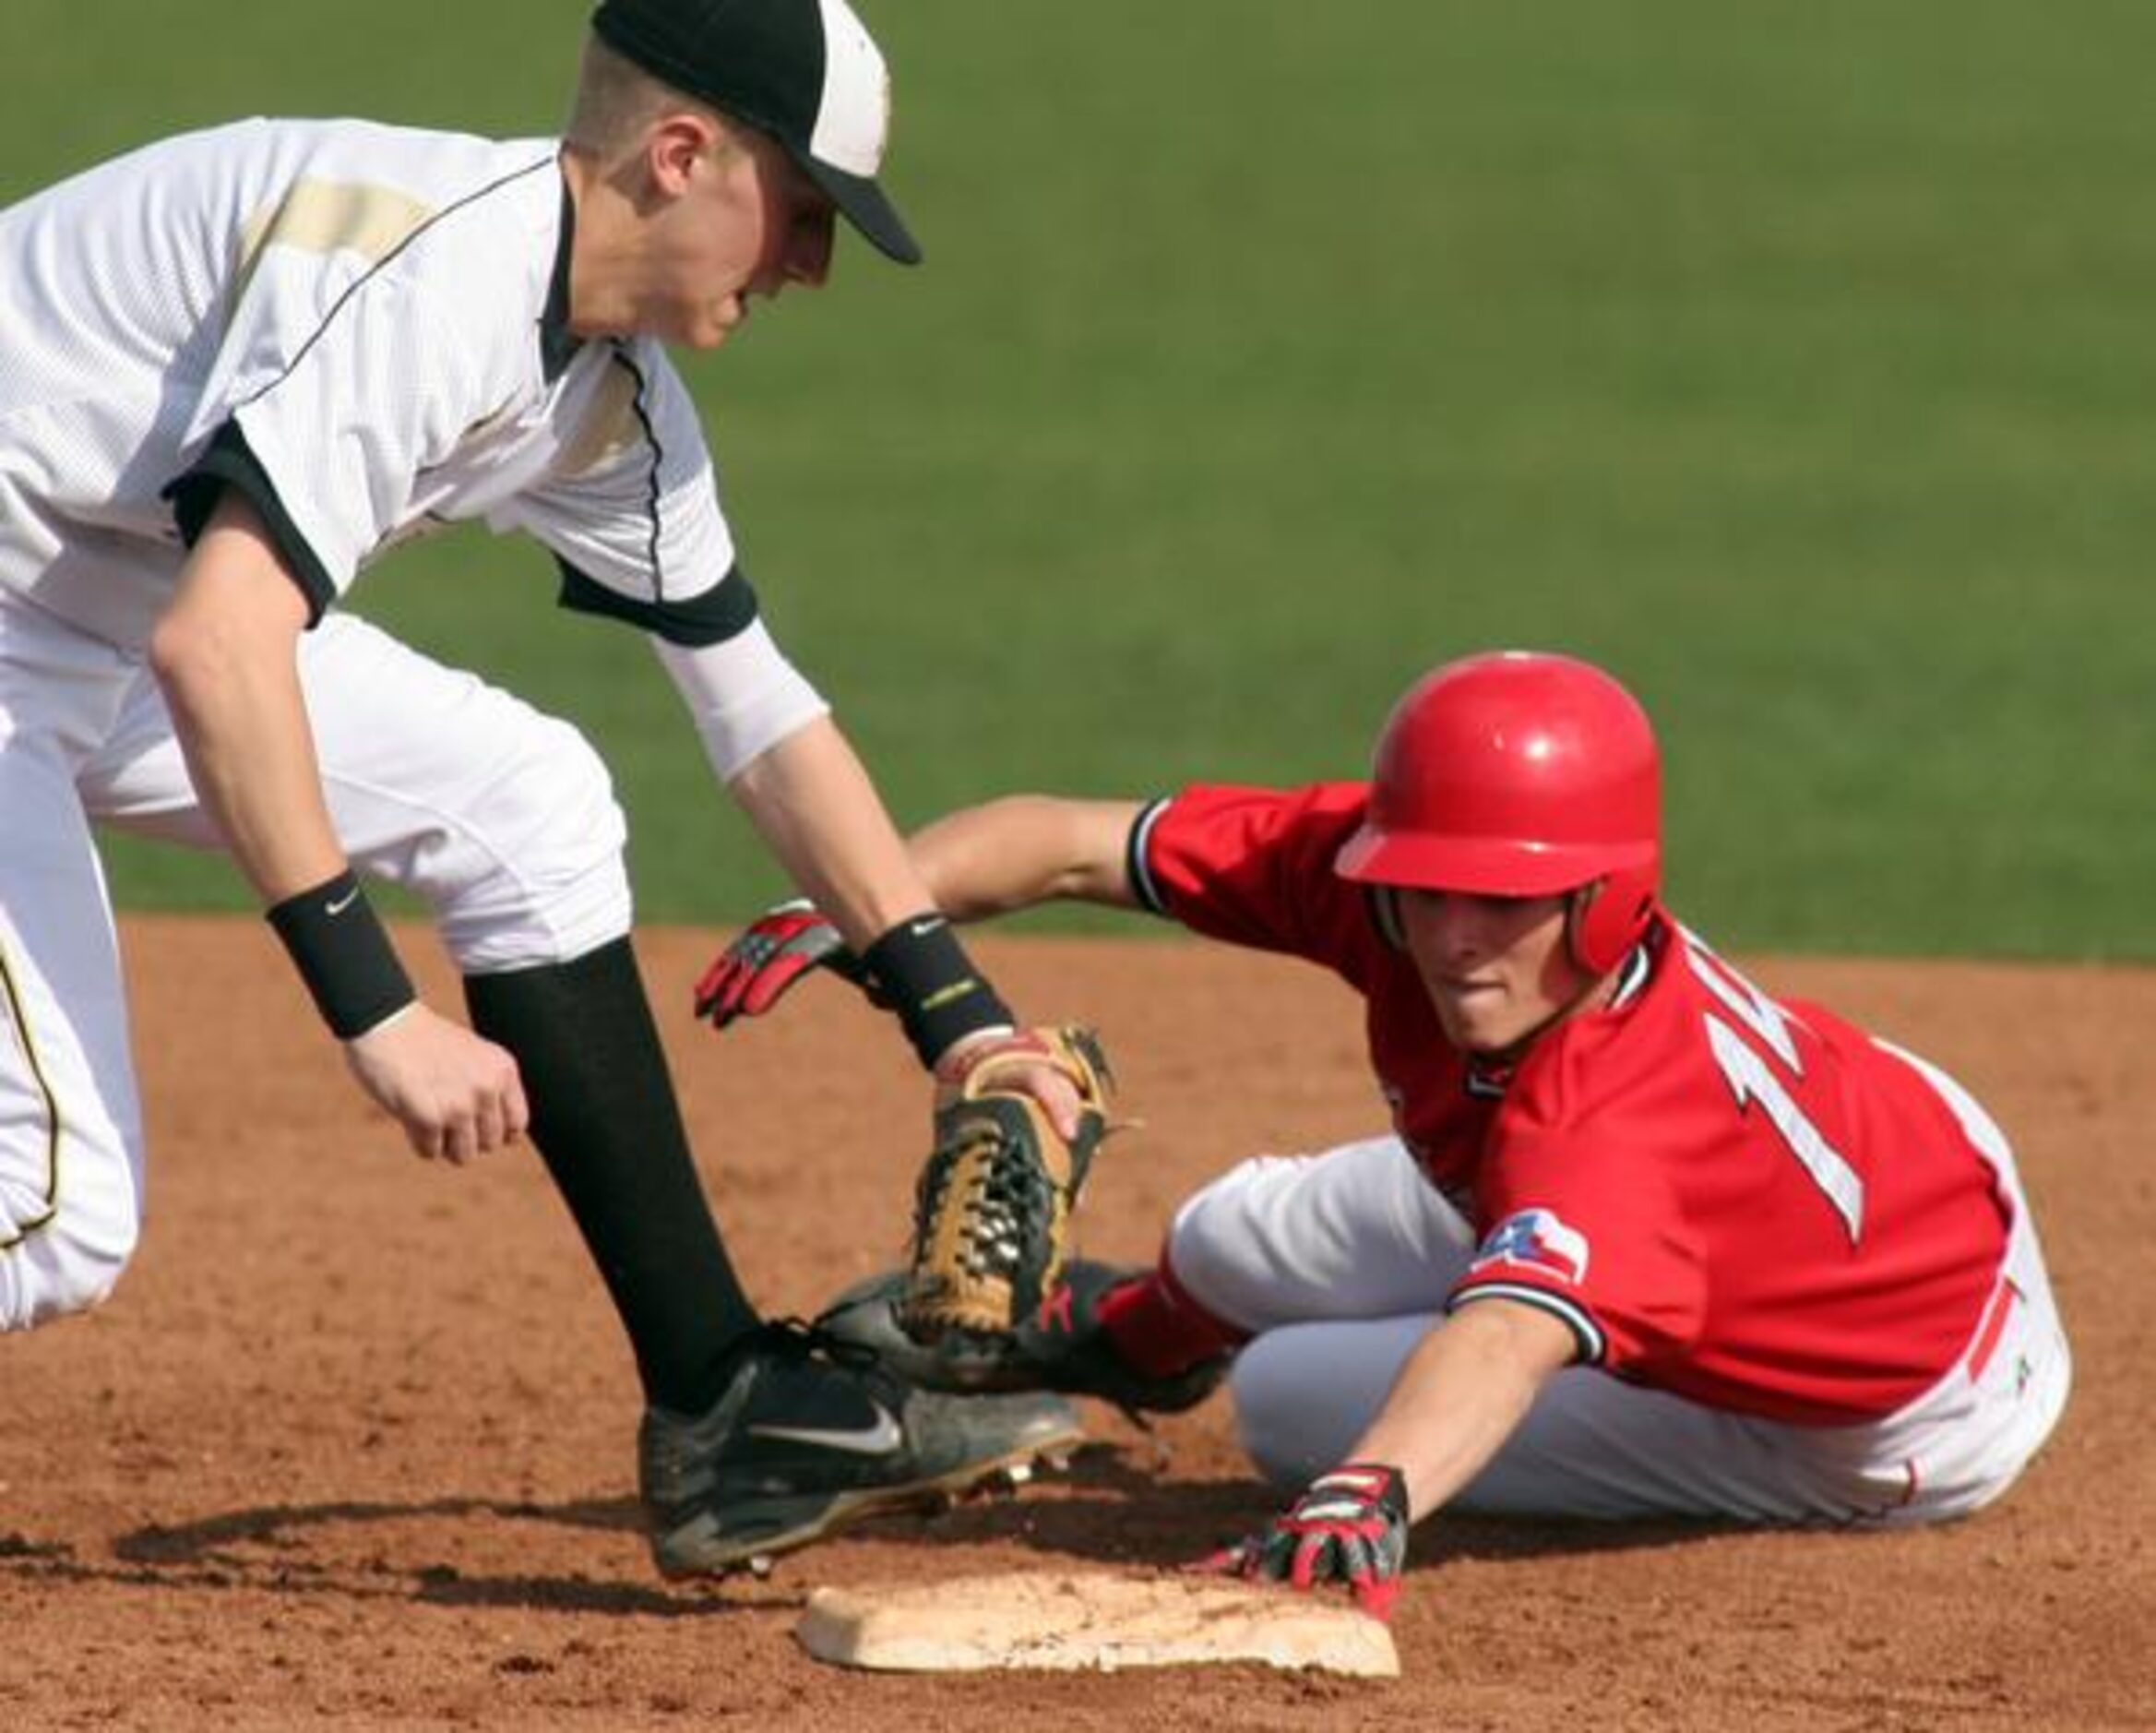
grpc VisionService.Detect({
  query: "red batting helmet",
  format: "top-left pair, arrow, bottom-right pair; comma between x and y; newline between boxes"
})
1334,651 -> 1662,974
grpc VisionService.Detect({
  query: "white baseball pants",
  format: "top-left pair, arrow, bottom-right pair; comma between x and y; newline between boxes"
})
1167,1063 -> 2070,1526
1,595 -> 630,1329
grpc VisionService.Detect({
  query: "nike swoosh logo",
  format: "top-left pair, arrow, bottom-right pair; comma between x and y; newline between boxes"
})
748,1408 -> 905,1455
325,886 -> 362,916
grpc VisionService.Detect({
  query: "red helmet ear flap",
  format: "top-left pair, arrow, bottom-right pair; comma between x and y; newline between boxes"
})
1569,868 -> 1659,974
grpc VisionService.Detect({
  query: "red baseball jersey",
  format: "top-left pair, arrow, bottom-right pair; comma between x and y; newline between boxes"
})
1132,782 -> 2012,1424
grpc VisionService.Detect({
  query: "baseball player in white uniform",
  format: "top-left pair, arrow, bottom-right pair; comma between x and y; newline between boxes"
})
0,0 -> 1086,1578
707,651 -> 2073,1618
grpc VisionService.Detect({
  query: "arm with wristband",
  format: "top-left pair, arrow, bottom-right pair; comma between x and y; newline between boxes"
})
725,731 -> 1110,1342
150,494 -> 528,1164
695,795 -> 1147,1031
721,719 -> 1061,1082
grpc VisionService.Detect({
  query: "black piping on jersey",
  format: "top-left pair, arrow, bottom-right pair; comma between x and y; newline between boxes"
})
1607,936 -> 1655,1010
547,339 -> 767,648
539,176 -> 582,384
164,421 -> 339,623
608,343 -> 670,601
1126,797 -> 1174,916
161,152 -> 561,612
1463,1057 -> 1513,1100
555,557 -> 762,647
1447,1282 -> 1605,1366
224,152 -> 559,418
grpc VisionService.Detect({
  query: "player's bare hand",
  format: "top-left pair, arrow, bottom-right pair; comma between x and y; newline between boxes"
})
932,1027 -> 1085,1139
341,1004 -> 530,1163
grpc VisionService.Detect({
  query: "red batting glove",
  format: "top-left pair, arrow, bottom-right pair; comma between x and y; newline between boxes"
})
1197,1463 -> 1411,1621
693,899 -> 875,1029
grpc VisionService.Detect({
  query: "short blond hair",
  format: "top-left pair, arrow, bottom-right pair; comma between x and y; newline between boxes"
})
565,33 -> 737,158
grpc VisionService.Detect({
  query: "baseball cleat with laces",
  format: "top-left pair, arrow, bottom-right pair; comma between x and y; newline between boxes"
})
639,1318 -> 1084,1578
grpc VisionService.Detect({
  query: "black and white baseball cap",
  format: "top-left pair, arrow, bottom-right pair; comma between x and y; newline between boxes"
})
590,0 -> 921,265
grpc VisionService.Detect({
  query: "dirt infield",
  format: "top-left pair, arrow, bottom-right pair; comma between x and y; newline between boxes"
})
4,919 -> 2150,1730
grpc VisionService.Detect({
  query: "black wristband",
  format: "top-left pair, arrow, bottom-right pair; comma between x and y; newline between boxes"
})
265,870 -> 416,1040
859,914 -> 1014,1070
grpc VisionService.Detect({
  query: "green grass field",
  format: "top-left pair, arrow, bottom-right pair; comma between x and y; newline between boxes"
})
8,3 -> 2151,957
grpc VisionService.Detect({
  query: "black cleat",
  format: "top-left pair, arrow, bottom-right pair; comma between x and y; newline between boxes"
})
639,1319 -> 1084,1578
817,1261 -> 1232,1419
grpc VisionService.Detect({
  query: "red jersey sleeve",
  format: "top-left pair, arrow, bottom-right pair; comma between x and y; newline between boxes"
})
1451,1130 -> 1709,1373
1453,925 -> 2012,1423
1131,783 -> 1387,971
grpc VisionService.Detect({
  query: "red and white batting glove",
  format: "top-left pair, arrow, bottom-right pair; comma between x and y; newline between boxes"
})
693,899 -> 877,1030
1197,1462 -> 1411,1621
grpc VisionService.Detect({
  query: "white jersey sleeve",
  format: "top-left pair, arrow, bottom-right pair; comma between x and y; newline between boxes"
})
490,338 -> 753,644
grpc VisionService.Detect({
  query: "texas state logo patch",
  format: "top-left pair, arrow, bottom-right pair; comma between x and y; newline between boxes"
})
1471,1208 -> 1591,1285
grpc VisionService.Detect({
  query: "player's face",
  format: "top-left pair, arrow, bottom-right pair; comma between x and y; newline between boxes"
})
1395,888 -> 1597,1055
645,121 -> 837,350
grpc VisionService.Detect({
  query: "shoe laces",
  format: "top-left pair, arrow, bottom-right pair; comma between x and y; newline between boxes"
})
700,1316 -> 910,1421
755,1314 -> 883,1375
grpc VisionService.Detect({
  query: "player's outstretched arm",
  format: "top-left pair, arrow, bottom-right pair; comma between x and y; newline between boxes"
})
1203,1298 -> 1575,1618
151,494 -> 527,1163
905,795 -> 1149,920
1345,1297 -> 1577,1516
724,723 -> 1101,1134
695,791 -> 1145,1030
724,713 -> 970,951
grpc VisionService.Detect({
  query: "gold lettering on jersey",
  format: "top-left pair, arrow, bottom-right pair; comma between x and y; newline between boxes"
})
232,179 -> 437,301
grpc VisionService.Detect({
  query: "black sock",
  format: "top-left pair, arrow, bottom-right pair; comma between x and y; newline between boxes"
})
465,938 -> 756,1415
